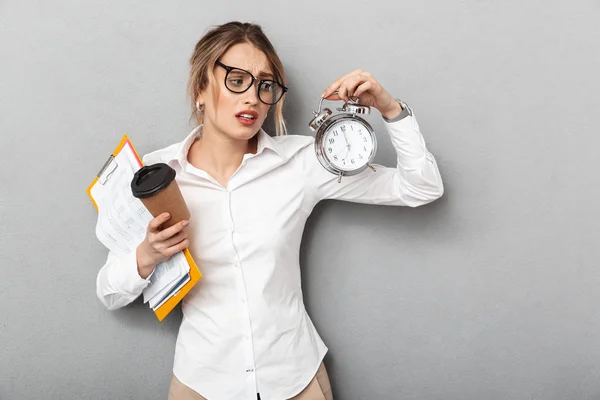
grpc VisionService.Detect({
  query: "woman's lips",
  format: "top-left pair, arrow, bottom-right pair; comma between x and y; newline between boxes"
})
236,115 -> 257,126
235,110 -> 259,126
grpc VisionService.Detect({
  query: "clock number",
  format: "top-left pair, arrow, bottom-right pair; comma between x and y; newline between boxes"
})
359,154 -> 363,159
363,146 -> 367,152
329,138 -> 335,144
328,147 -> 332,153
341,125 -> 346,133
333,155 -> 338,161
363,137 -> 368,142
351,159 -> 355,164
333,130 -> 339,137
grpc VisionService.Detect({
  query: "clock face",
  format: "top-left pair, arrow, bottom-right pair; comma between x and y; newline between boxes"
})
322,119 -> 374,171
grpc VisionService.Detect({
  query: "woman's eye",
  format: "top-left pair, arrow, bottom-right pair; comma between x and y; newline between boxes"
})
228,78 -> 244,87
259,82 -> 276,92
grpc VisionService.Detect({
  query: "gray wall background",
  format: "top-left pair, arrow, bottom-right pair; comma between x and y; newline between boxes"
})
1,0 -> 599,399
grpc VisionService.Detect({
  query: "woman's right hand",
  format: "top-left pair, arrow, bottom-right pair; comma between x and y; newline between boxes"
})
136,213 -> 190,279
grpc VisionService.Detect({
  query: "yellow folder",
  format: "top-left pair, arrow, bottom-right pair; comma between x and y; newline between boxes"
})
87,135 -> 202,322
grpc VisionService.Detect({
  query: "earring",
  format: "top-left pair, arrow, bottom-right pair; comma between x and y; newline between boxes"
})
196,101 -> 204,113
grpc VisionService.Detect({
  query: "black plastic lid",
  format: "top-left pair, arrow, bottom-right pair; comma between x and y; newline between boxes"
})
131,163 -> 176,199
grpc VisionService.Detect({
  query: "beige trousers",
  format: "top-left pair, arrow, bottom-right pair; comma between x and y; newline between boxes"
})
168,362 -> 333,400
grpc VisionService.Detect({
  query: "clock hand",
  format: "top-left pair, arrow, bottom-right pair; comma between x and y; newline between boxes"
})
332,145 -> 347,158
343,146 -> 350,161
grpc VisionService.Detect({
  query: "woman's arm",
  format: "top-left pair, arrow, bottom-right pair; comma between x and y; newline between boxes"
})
305,112 -> 443,206
96,213 -> 190,310
96,250 -> 152,310
303,70 -> 443,206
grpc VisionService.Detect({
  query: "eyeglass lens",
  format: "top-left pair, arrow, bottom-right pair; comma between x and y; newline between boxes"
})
225,68 -> 284,105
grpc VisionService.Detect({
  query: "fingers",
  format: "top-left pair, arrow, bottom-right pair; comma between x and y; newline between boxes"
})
160,237 -> 190,258
323,69 -> 364,98
353,80 -> 375,98
140,214 -> 191,266
148,220 -> 190,258
323,71 -> 380,103
338,74 -> 366,102
148,213 -> 172,233
155,219 -> 189,242
162,230 -> 188,249
148,237 -> 190,259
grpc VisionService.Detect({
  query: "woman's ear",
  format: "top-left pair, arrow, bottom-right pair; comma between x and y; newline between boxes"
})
195,95 -> 205,113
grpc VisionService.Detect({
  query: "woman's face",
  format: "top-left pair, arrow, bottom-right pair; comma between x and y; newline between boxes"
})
199,43 -> 273,141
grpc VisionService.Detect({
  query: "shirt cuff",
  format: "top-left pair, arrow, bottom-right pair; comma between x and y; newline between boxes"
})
382,100 -> 411,123
123,251 -> 153,293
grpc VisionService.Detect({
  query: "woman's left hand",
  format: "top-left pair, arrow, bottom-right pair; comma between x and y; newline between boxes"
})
322,69 -> 403,120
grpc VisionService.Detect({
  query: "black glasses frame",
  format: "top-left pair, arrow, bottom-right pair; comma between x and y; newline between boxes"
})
215,60 -> 288,105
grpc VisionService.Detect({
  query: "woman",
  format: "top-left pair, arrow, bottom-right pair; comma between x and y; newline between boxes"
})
96,21 -> 443,400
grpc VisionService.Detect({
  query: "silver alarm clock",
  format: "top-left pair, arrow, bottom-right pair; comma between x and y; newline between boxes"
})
308,91 -> 377,182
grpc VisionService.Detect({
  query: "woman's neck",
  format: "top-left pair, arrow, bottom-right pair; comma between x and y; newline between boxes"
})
187,124 -> 258,186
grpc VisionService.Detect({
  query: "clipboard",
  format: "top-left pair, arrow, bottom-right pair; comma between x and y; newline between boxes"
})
87,135 -> 202,322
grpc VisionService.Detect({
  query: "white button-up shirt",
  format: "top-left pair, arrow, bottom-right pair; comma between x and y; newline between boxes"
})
96,112 -> 444,400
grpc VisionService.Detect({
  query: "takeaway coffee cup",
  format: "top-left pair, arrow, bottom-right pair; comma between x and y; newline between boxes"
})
131,163 -> 190,230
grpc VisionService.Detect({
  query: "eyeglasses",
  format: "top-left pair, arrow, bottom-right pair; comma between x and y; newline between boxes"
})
215,60 -> 288,105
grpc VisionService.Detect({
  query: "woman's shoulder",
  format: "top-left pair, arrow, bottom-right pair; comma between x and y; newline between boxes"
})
271,133 -> 314,146
141,141 -> 183,165
141,126 -> 201,165
267,133 -> 315,160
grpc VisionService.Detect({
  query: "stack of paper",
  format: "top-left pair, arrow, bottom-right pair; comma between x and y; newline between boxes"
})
144,253 -> 190,310
90,139 -> 193,311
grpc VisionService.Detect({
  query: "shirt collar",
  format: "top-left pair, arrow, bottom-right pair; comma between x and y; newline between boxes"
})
164,125 -> 289,168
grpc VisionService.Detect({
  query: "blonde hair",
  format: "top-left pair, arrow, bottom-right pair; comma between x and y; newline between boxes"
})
188,21 -> 288,136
